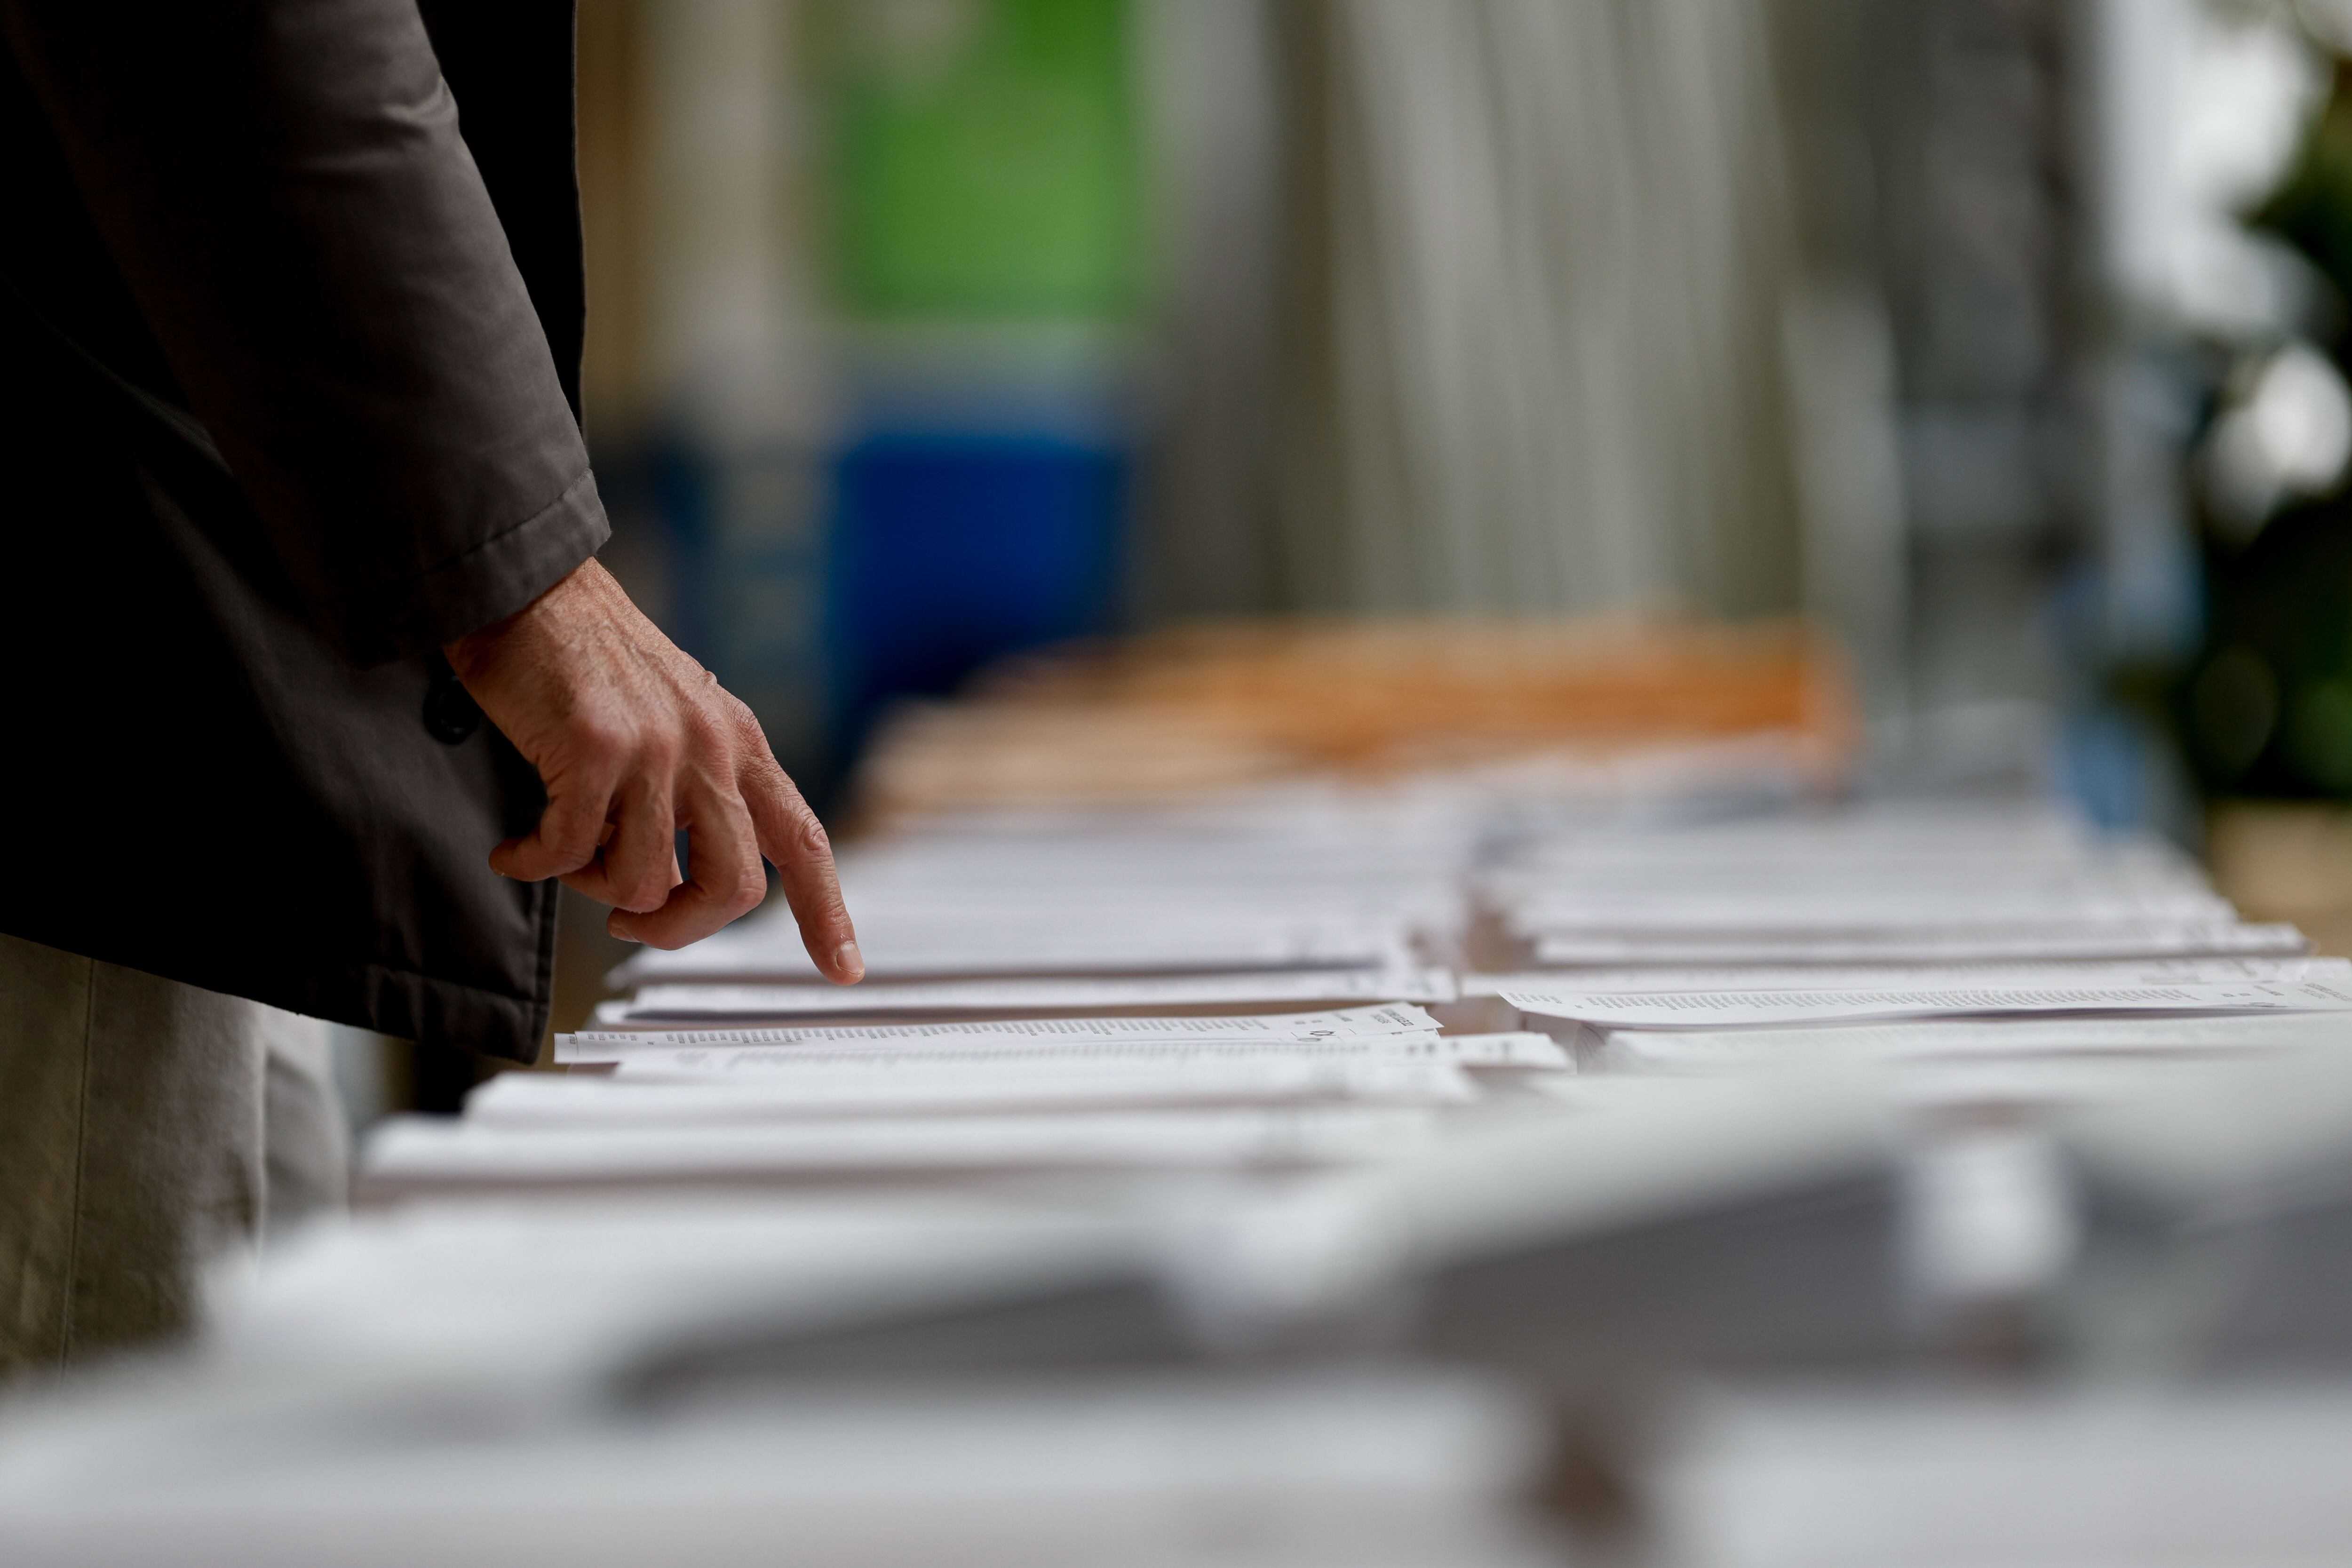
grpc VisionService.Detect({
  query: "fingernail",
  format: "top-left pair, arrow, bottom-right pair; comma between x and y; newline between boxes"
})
834,940 -> 863,980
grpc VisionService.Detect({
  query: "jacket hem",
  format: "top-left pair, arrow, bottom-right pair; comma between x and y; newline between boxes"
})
0,918 -> 556,1065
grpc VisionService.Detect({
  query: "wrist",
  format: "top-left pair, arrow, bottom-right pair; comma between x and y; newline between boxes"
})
444,558 -> 604,680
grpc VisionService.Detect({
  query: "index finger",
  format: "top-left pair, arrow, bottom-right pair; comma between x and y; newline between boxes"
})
742,756 -> 860,983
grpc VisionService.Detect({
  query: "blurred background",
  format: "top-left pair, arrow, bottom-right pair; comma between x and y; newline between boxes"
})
566,0 -> 2335,821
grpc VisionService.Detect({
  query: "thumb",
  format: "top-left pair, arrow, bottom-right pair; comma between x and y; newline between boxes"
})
489,780 -> 613,883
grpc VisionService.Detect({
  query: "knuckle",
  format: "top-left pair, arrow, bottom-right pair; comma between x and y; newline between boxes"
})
545,826 -> 601,864
726,874 -> 767,917
639,724 -> 685,771
798,812 -> 832,858
738,737 -> 789,784
682,711 -> 730,759
574,716 -> 634,758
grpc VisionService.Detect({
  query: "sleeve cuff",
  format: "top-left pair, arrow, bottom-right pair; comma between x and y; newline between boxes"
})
318,468 -> 612,665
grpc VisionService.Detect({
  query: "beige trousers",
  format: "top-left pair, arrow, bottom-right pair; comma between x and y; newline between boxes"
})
0,932 -> 348,1376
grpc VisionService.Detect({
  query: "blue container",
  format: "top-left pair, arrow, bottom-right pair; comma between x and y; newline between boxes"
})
824,429 -> 1127,754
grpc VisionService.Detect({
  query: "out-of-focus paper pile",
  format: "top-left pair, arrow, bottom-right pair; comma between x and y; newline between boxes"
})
0,1365 -> 1556,1568
1654,1383 -> 2352,1568
852,617 -> 1853,819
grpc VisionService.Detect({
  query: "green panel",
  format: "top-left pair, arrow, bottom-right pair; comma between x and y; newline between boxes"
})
815,0 -> 1141,319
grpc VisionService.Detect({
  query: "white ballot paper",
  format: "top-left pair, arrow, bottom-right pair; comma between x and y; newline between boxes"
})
556,1004 -> 1444,1063
1507,803 -> 2090,860
361,1106 -> 1438,1188
1532,1051 -> 2168,1113
1498,840 -> 2199,878
1496,978 -> 2352,1029
467,1057 -> 1477,1124
1531,922 -> 2310,966
602,1032 -> 1573,1078
1597,1011 -> 2352,1070
612,913 -> 1414,984
604,967 -> 1460,1022
1504,893 -> 2239,935
1465,956 -> 2346,996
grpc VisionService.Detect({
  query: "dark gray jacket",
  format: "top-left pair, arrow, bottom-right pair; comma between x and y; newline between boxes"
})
0,0 -> 606,1060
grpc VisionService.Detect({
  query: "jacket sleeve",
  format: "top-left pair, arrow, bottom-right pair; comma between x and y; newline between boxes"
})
0,0 -> 608,663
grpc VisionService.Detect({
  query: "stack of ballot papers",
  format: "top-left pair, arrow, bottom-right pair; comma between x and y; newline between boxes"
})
591,804 -> 1478,1032
612,807 -> 1472,988
276,1077 -> 1890,1400
361,1003 -> 1574,1196
372,798 -> 1528,1198
593,967 -> 1462,1025
1478,955 -> 2352,1114
1459,804 -> 2352,1119
1480,958 -> 2352,1030
1492,804 -> 2305,966
357,796 -> 2347,1205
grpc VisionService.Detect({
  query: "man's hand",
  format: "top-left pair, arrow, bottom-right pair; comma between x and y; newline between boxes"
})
444,559 -> 861,979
